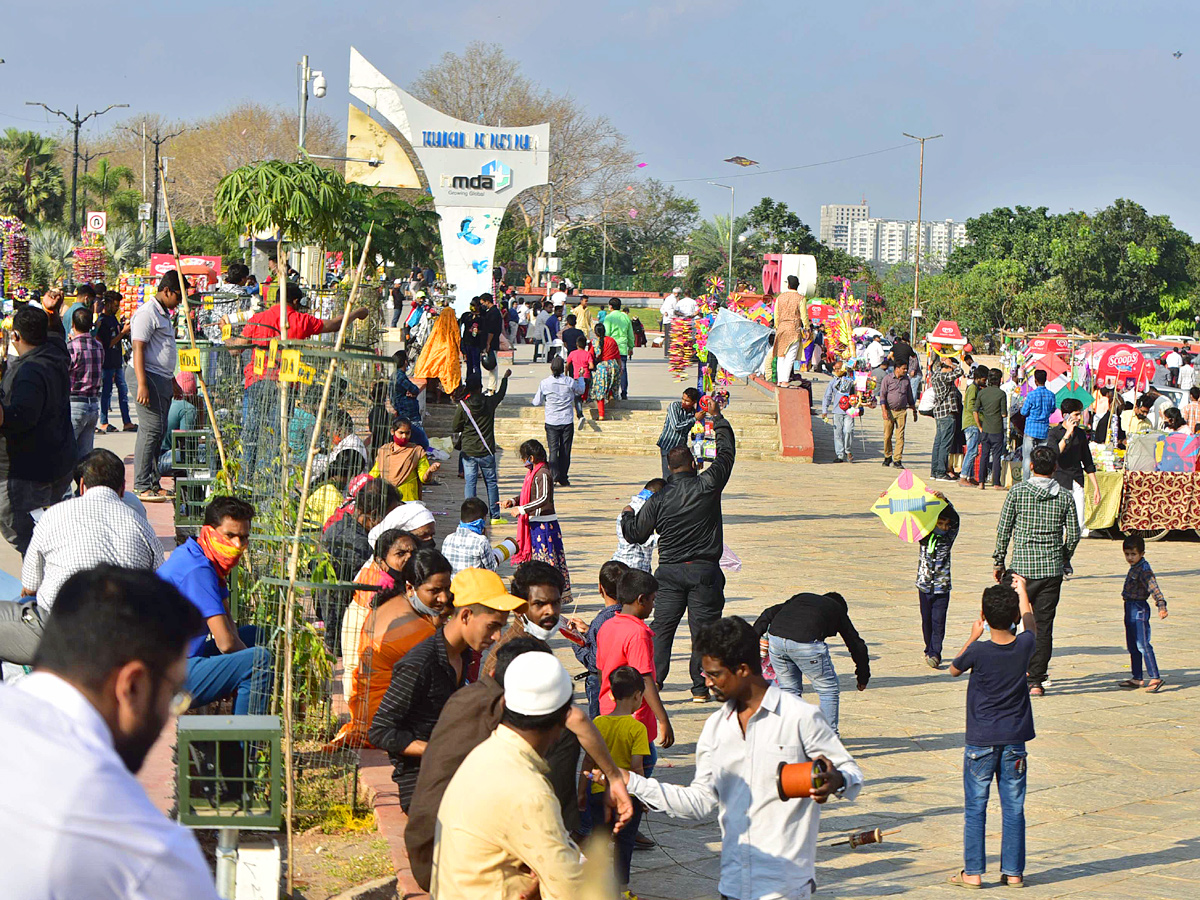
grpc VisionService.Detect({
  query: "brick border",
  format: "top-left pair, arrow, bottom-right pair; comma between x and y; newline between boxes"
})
356,748 -> 427,899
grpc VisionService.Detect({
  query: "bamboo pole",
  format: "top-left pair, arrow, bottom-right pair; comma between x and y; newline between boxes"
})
156,160 -> 228,472
276,235 -> 294,895
280,229 -> 372,894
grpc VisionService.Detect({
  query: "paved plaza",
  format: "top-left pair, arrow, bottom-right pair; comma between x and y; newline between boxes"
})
501,367 -> 1199,899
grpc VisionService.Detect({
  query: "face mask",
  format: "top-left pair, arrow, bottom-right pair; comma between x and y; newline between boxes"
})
524,615 -> 560,642
409,592 -> 441,619
393,435 -> 410,447
461,518 -> 486,535
385,565 -> 406,582
523,459 -> 534,469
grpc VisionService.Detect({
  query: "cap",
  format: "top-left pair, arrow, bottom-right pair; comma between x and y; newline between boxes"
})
451,568 -> 526,611
394,278 -> 403,285
503,652 -> 573,715
672,286 -> 681,294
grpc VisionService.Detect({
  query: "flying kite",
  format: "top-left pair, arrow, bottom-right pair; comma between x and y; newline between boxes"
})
724,156 -> 759,167
636,162 -> 648,168
1174,50 -> 1183,58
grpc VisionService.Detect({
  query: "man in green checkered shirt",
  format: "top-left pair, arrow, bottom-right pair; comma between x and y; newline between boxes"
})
992,444 -> 1080,696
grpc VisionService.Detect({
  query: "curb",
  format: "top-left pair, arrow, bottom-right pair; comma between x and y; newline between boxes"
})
327,875 -> 398,900
357,748 -> 428,898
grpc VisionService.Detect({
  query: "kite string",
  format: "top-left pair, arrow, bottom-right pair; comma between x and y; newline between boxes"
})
666,141 -> 919,184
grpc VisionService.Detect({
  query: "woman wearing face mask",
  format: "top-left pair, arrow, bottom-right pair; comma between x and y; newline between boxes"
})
330,545 -> 451,749
502,439 -> 573,604
372,416 -> 441,501
339,529 -> 419,699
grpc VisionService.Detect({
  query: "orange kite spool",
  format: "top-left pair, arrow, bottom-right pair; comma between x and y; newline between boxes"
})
776,758 -> 829,801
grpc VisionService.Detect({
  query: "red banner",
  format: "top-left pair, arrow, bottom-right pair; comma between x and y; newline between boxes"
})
149,254 -> 222,292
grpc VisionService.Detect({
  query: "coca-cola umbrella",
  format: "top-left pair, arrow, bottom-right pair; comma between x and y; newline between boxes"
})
1093,343 -> 1156,391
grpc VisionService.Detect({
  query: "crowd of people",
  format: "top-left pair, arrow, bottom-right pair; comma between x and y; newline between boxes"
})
0,265 -> 1188,900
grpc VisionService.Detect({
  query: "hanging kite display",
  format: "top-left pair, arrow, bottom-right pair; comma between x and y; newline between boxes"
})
668,316 -> 696,379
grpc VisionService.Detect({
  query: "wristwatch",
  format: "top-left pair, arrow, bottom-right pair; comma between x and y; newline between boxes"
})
833,772 -> 849,799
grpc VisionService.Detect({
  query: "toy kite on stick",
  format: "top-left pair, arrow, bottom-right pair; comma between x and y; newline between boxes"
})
870,470 -> 948,543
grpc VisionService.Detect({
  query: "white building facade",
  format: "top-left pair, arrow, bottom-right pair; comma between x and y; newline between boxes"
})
819,202 -> 870,254
846,217 -> 968,267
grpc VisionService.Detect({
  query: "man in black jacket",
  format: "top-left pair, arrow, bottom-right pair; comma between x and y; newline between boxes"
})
0,307 -> 77,554
753,591 -> 870,735
452,370 -> 511,523
620,409 -> 735,701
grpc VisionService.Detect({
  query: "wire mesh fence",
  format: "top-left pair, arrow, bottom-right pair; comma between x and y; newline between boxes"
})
178,284 -> 396,816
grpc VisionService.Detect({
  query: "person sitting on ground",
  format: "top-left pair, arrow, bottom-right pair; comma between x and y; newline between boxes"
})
338,529 -> 419,702
948,578 -> 1036,888
369,568 -> 522,810
405,636 -> 633,891
155,495 -> 271,715
753,591 -> 870,735
322,478 -> 401,582
372,416 -> 440,501
441,497 -> 498,575
0,449 -> 163,668
370,500 -> 438,551
0,565 -> 218,898
332,546 -> 452,749
612,478 -> 665,572
156,371 -> 201,481
0,306 -> 77,553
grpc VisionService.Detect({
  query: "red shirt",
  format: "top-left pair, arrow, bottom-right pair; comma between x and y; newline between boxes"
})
241,305 -> 325,387
566,348 -> 592,379
596,611 -> 657,741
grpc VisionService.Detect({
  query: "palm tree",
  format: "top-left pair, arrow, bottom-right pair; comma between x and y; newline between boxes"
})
0,129 -> 66,223
29,226 -> 75,286
684,213 -> 758,293
79,158 -> 136,210
104,226 -> 146,277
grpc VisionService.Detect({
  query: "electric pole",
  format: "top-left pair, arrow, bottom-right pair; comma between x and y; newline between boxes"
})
127,125 -> 186,252
25,101 -> 128,233
901,132 -> 943,345
78,146 -> 110,212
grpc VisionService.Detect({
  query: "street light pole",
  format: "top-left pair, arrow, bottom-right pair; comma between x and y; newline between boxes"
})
901,132 -> 942,345
708,182 -> 735,292
297,56 -> 326,155
78,146 -> 110,213
25,101 -> 129,233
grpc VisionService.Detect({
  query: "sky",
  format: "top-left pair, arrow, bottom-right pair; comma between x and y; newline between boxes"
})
4,0 -> 1200,235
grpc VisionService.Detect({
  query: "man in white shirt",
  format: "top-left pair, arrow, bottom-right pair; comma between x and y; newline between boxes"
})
620,617 -> 862,900
865,335 -> 888,379
660,288 -> 680,357
532,356 -> 586,486
1180,354 -> 1196,393
675,293 -> 698,319
550,283 -> 568,309
1164,347 -> 1183,386
0,565 -> 219,899
0,449 -> 163,666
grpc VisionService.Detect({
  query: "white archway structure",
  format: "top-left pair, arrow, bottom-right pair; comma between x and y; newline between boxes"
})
348,47 -> 550,307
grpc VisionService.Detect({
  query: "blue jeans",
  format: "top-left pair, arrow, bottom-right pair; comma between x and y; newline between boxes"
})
962,425 -> 981,481
70,397 -> 100,460
186,626 -> 273,715
767,635 -> 840,733
831,412 -> 855,461
619,355 -> 629,398
100,366 -> 131,426
963,743 -> 1027,878
462,453 -> 499,518
241,379 -> 280,481
1124,600 -> 1160,681
1021,434 -> 1045,484
932,415 -> 956,478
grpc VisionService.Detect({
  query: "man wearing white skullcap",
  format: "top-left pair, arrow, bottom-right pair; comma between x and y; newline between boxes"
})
432,652 -> 587,900
369,501 -> 436,549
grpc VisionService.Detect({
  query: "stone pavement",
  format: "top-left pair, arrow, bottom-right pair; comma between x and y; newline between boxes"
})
515,371 -> 1199,899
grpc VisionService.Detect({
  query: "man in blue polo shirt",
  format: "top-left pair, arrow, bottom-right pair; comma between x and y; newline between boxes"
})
156,495 -> 271,714
1019,369 -> 1057,484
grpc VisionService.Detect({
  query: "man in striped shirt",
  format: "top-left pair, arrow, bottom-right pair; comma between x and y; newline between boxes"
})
67,307 -> 105,460
656,388 -> 702,479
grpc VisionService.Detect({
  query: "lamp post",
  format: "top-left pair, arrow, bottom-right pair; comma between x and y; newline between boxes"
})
708,182 -> 735,293
901,132 -> 942,345
298,55 -> 327,154
25,101 -> 129,233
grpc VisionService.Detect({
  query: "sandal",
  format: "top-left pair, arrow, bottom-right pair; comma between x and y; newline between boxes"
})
1028,685 -> 1044,697
1145,679 -> 1165,693
948,870 -> 982,889
1117,679 -> 1144,689
1001,874 -> 1026,888
136,489 -> 169,503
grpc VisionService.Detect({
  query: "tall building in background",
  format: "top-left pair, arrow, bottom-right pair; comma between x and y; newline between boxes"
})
846,217 -> 968,267
819,202 -> 870,254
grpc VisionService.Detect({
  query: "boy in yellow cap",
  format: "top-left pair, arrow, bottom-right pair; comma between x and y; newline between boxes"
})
369,567 -> 524,810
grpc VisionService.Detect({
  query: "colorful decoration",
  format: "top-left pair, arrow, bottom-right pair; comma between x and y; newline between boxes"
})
706,275 -> 725,295
1,216 -> 31,289
668,317 -> 696,380
825,278 -> 864,359
72,235 -> 107,284
871,470 -> 949,543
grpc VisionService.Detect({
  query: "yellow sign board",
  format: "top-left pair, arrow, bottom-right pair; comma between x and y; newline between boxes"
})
179,348 -> 202,373
279,349 -> 302,382
252,349 -> 266,376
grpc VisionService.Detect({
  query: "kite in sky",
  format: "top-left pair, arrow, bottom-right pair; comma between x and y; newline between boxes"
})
636,162 -> 648,168
724,156 -> 759,167
1174,50 -> 1183,58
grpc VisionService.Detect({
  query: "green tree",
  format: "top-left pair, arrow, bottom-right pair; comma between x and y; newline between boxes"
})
945,205 -> 1064,286
0,129 -> 66,223
214,158 -> 350,246
79,158 -> 139,225
339,186 -> 441,272
684,213 -> 759,293
29,226 -> 74,286
745,197 -> 866,283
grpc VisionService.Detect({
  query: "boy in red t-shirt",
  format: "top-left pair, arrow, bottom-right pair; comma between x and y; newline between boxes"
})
596,568 -> 674,753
